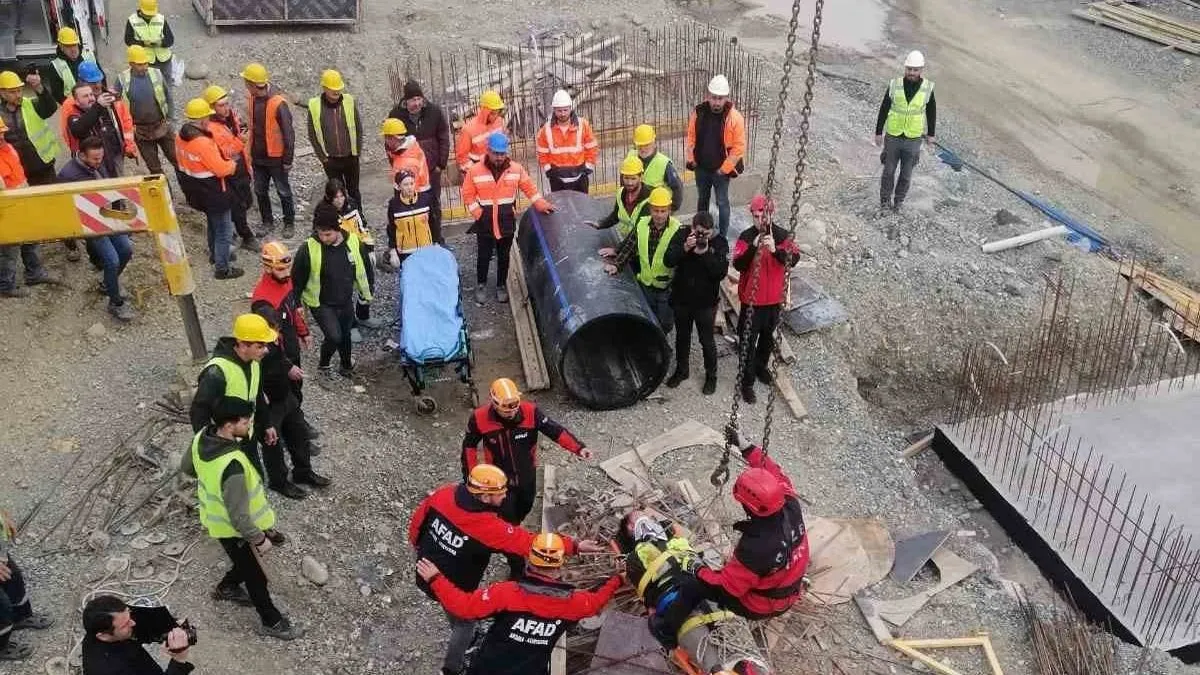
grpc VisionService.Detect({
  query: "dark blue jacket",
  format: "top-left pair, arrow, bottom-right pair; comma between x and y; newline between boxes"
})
57,156 -> 111,182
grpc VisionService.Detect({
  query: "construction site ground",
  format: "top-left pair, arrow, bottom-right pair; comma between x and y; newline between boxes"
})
2,0 -> 1198,672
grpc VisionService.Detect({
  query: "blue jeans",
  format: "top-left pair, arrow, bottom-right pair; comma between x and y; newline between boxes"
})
205,208 -> 235,272
86,235 -> 134,305
253,163 -> 296,227
695,168 -> 732,236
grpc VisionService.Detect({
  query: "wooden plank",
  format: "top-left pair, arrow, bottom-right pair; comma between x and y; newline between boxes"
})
775,330 -> 797,364
1071,8 -> 1200,54
773,368 -> 808,420
902,433 -> 935,459
600,421 -> 723,490
507,251 -> 551,391
541,464 -> 557,533
853,594 -> 894,644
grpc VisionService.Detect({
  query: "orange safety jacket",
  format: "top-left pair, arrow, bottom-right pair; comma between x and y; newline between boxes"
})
0,143 -> 27,188
685,102 -> 747,176
248,93 -> 289,159
58,96 -> 136,156
175,125 -> 237,211
388,139 -> 430,193
535,115 -> 598,173
455,110 -> 505,172
461,159 -> 550,239
213,111 -> 252,172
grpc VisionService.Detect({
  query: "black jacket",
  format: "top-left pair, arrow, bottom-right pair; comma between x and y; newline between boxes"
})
259,342 -> 299,430
664,229 -> 728,308
68,101 -> 127,164
189,337 -> 271,434
597,184 -> 653,231
389,101 -> 451,171
291,234 -> 368,308
82,612 -> 193,675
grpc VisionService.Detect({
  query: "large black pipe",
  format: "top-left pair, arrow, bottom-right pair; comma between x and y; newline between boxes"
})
517,190 -> 669,410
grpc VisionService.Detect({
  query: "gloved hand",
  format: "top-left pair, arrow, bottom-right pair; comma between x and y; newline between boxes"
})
685,161 -> 696,172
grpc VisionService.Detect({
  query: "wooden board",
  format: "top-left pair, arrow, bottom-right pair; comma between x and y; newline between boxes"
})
600,421 -> 723,490
876,549 -> 979,627
805,517 -> 895,606
773,368 -> 809,420
506,251 -> 551,391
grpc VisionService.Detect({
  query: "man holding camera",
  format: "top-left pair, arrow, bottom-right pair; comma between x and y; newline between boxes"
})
664,211 -> 728,395
81,595 -> 193,674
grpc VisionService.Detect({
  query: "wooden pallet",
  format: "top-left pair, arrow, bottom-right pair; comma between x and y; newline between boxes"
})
1116,260 -> 1200,343
507,251 -> 552,391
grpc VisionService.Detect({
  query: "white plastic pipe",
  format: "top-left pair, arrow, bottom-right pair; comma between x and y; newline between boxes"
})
981,225 -> 1070,253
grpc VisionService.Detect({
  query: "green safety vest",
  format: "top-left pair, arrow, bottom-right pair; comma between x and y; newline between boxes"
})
128,14 -> 172,63
118,67 -> 169,119
190,431 -> 276,539
613,189 -> 650,239
625,149 -> 672,189
18,98 -> 62,164
307,94 -> 358,157
50,58 -> 75,93
204,356 -> 261,418
301,233 -> 372,308
635,216 -> 681,290
885,77 -> 933,139
633,537 -> 697,599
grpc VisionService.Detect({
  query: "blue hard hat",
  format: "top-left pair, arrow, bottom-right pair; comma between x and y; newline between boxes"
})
77,61 -> 103,84
487,132 -> 509,154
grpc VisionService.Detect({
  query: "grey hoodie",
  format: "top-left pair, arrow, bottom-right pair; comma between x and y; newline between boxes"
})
180,427 -> 268,542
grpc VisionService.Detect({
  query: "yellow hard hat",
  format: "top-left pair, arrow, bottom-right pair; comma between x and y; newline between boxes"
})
202,85 -> 229,105
0,117 -> 8,133
648,187 -> 673,208
489,377 -> 521,409
620,156 -> 644,177
380,118 -> 407,136
260,241 -> 292,269
633,124 -> 656,146
320,69 -> 345,91
241,63 -> 270,85
57,27 -> 81,46
138,0 -> 158,14
184,98 -> 215,120
126,45 -> 151,65
479,90 -> 505,111
0,71 -> 22,90
529,533 -> 567,568
466,464 -> 509,495
231,313 -> 278,343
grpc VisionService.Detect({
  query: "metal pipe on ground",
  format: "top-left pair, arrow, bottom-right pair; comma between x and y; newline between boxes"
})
517,190 -> 669,409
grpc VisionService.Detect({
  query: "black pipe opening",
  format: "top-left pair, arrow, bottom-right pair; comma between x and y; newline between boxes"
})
558,314 -> 669,410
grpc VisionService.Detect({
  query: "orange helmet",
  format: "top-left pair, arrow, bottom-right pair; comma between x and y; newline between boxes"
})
529,532 -> 566,568
467,464 -> 508,495
261,241 -> 292,270
489,378 -> 522,410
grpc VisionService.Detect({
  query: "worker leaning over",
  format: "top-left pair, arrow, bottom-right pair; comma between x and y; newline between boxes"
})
462,132 -> 553,305
41,27 -> 104,105
416,533 -> 619,675
462,378 -> 592,530
180,396 -> 302,641
176,98 -> 241,279
124,0 -> 175,86
874,50 -> 935,212
114,45 -> 175,175
241,63 -> 296,237
588,155 -> 652,240
685,74 -> 746,237
308,70 -> 363,208
627,124 -> 684,211
0,509 -> 54,662
381,118 -> 429,194
204,84 -> 259,252
454,90 -> 505,174
409,465 -> 604,675
535,89 -> 597,194
602,186 -> 682,333
0,71 -> 57,294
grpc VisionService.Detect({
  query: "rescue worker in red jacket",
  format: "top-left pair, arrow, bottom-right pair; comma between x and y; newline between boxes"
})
694,426 -> 809,619
408,464 -> 603,675
417,532 -> 620,675
462,378 -> 592,529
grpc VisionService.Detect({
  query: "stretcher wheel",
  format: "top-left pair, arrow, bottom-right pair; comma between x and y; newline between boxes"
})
415,395 -> 438,415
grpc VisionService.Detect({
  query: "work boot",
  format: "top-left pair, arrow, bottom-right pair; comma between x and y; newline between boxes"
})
338,363 -> 355,378
702,372 -> 717,395
0,287 -> 30,298
474,286 -> 487,305
12,613 -> 53,631
215,266 -> 245,280
270,481 -> 308,500
305,420 -> 321,439
318,363 -> 333,376
741,385 -> 757,404
496,287 -> 509,303
259,617 -> 304,641
264,528 -> 286,545
97,280 -> 130,300
665,368 -> 689,388
281,223 -> 296,239
350,327 -> 363,344
294,471 -> 332,488
309,441 -> 322,457
359,316 -> 385,329
755,367 -> 774,385
25,271 -> 54,285
108,301 -> 137,322
212,583 -> 254,607
891,200 -> 902,213
0,640 -> 33,661
239,236 -> 261,253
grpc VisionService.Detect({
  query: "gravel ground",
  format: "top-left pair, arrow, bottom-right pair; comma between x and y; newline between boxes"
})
2,0 -> 1199,673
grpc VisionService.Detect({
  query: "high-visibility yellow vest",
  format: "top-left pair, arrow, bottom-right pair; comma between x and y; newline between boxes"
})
118,67 -> 169,120
127,13 -> 172,63
635,216 -> 680,290
301,233 -> 372,307
885,77 -> 933,139
307,94 -> 358,157
190,431 -> 275,539
613,188 -> 650,239
204,356 -> 261,419
19,98 -> 62,164
626,149 -> 672,190
50,58 -> 75,93
633,537 -> 697,599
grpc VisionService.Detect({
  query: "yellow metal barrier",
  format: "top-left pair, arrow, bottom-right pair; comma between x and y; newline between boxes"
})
0,175 -> 207,359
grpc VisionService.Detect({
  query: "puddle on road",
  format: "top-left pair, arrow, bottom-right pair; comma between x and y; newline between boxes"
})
742,0 -> 888,52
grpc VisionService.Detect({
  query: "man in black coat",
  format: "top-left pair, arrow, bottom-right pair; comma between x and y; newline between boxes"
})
663,211 -> 728,395
388,81 -> 450,228
81,595 -> 193,675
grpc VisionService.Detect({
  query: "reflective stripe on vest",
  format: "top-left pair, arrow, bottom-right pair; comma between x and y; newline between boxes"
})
635,216 -> 681,289
128,14 -> 172,63
190,431 -> 276,539
20,98 -> 61,164
307,94 -> 359,157
543,120 -> 583,154
51,59 -> 75,93
118,67 -> 169,119
301,233 -> 372,308
627,149 -> 671,189
636,550 -> 674,599
614,189 -> 649,239
885,78 -> 933,139
204,356 -> 261,415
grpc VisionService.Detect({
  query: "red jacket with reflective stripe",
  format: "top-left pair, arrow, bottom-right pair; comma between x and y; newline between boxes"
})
461,159 -> 550,239
535,115 -> 598,171
461,401 -> 583,489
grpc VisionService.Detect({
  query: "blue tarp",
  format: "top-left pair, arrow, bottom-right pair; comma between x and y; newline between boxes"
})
398,245 -> 466,362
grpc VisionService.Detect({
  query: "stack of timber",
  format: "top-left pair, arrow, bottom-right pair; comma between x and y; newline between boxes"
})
1072,1 -> 1200,55
1116,259 -> 1200,343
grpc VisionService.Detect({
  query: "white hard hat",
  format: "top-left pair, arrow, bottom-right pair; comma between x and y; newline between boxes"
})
707,74 -> 731,97
904,50 -> 925,68
551,89 -> 573,108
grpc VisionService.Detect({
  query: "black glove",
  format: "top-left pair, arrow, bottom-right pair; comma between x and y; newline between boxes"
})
685,161 -> 696,172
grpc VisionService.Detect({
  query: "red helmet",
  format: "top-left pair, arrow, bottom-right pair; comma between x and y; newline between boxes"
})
733,468 -> 786,516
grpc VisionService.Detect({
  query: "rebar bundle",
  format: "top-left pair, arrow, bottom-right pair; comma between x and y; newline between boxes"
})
1022,599 -> 1116,675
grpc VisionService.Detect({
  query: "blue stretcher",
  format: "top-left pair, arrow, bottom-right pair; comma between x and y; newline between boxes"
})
395,245 -> 475,413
